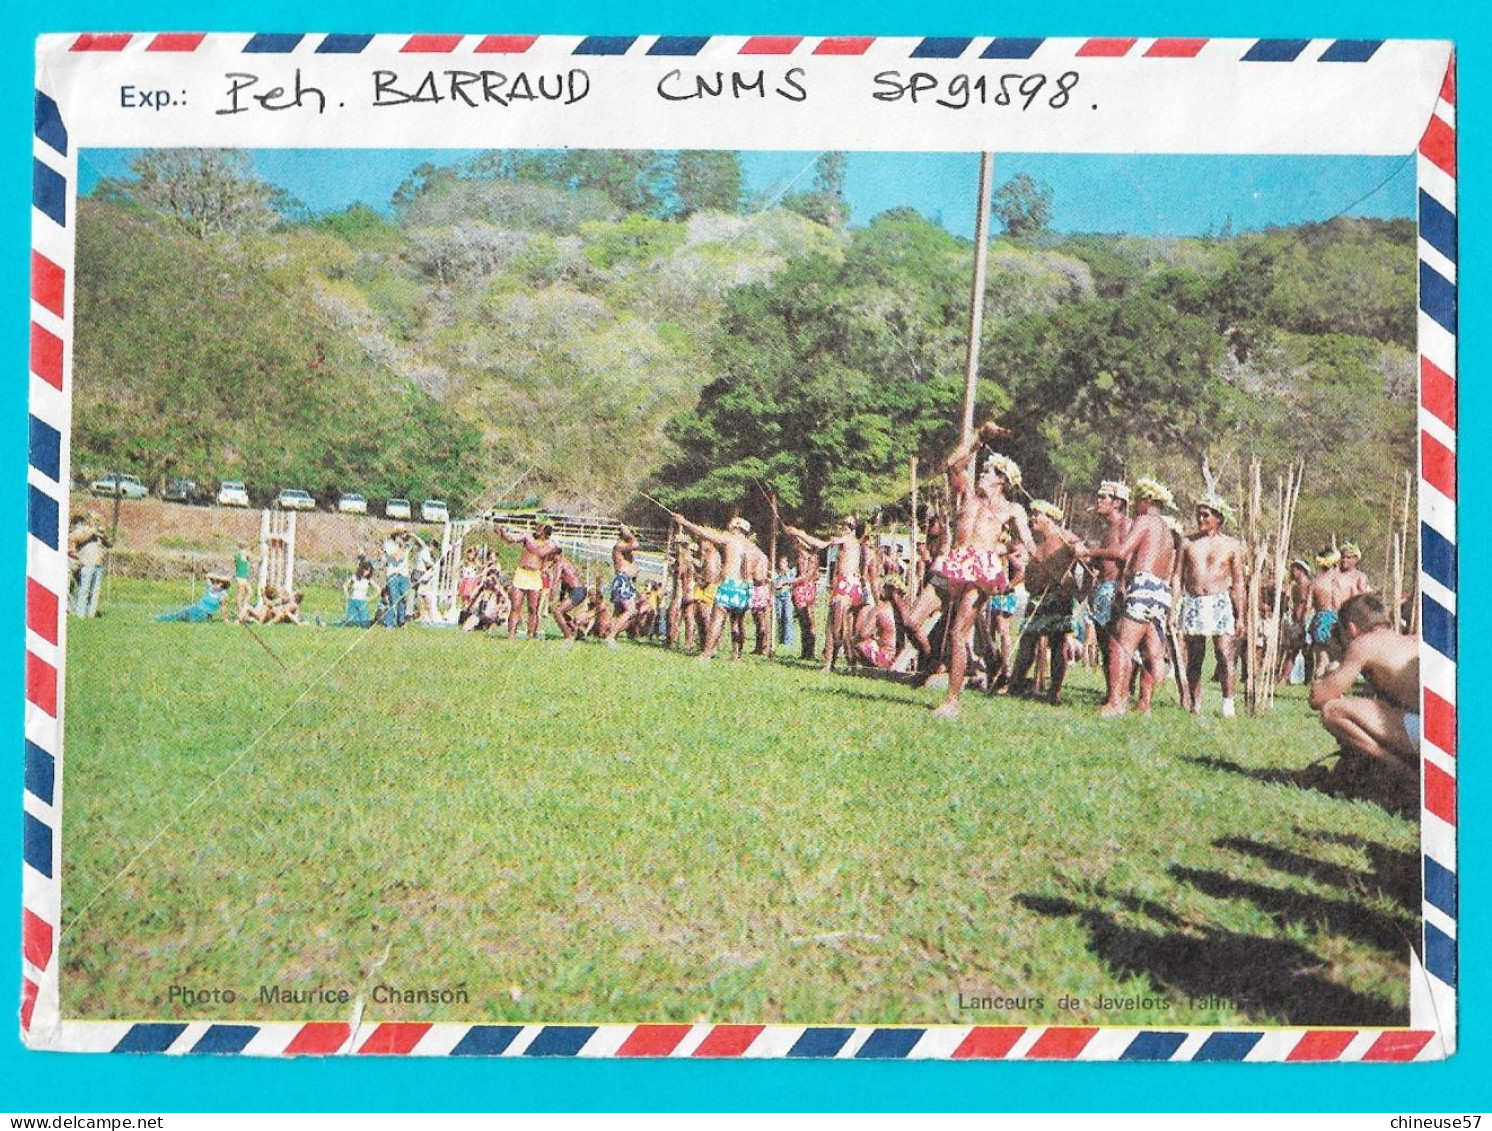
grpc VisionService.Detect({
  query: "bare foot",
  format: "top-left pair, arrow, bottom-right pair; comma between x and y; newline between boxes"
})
931,700 -> 962,719
1098,703 -> 1127,718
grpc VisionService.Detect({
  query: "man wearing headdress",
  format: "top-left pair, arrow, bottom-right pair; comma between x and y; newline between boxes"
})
1009,500 -> 1085,704
673,512 -> 756,661
1307,547 -> 1353,679
1178,493 -> 1247,717
1280,558 -> 1312,683
1338,542 -> 1373,600
930,423 -> 1034,718
1082,477 -> 1177,717
1088,480 -> 1132,701
783,516 -> 867,674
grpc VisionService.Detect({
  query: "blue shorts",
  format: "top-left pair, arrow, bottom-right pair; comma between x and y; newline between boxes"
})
1123,571 -> 1171,628
1091,579 -> 1118,628
611,574 -> 638,609
1308,609 -> 1339,645
715,578 -> 751,611
989,591 -> 1018,615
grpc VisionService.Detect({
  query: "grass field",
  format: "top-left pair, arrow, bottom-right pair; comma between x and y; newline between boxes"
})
59,578 -> 1419,1028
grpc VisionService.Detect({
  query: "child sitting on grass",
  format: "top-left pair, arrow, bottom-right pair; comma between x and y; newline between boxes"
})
157,575 -> 232,623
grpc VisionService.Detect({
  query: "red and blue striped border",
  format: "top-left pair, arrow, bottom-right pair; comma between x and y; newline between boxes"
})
24,72 -> 72,1041
23,38 -> 1455,1058
1413,56 -> 1456,1042
62,32 -> 1390,61
52,1021 -> 1439,1060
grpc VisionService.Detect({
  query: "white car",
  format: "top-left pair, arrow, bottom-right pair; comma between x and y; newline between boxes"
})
88,473 -> 149,499
420,499 -> 450,524
274,488 -> 316,511
337,493 -> 368,515
385,498 -> 412,521
217,480 -> 250,507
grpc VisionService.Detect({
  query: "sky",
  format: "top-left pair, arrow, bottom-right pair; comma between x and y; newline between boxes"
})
77,147 -> 1415,239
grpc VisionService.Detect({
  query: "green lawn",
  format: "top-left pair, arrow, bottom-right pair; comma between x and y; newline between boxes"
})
59,579 -> 1418,1028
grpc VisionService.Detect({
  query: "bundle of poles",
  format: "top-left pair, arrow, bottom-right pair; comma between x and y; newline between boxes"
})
1243,458 -> 1304,716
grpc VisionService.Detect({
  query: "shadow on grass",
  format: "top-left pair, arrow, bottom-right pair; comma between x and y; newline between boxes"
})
1217,834 -> 1420,914
1182,753 -> 1415,819
807,682 -> 926,709
1169,865 -> 1415,954
1017,890 -> 1404,1026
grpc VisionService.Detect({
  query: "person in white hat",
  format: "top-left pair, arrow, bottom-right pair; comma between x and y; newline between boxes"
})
1081,476 -> 1178,717
1178,493 -> 1246,718
1088,480 -> 1133,701
673,512 -> 757,661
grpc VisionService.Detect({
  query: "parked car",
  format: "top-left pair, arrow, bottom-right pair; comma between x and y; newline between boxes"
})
337,492 -> 368,515
385,498 -> 412,521
420,499 -> 450,524
274,488 -> 316,511
163,478 -> 210,506
217,480 -> 250,507
87,473 -> 148,500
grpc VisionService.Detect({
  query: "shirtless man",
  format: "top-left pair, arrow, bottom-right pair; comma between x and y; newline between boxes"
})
782,517 -> 867,674
787,527 -> 822,661
1309,593 -> 1420,807
693,538 -> 723,649
747,541 -> 772,654
1280,557 -> 1312,682
1088,481 -> 1133,700
498,523 -> 559,640
1009,501 -> 1084,704
856,578 -> 904,671
1338,542 -> 1373,600
550,549 -> 588,642
666,533 -> 696,650
673,513 -> 755,661
1177,493 -> 1247,717
601,524 -> 642,646
854,527 -> 882,645
1306,547 -> 1351,678
1082,477 -> 1178,717
930,425 -> 1034,718
902,504 -> 960,668
984,537 -> 1024,692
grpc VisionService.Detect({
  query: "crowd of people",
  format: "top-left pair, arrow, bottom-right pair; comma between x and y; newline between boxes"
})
123,417 -> 1423,809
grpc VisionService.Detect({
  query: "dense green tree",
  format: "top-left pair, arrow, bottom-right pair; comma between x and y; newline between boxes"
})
655,213 -> 993,527
125,149 -> 282,239
672,151 -> 744,216
984,280 -> 1231,487
992,173 -> 1054,239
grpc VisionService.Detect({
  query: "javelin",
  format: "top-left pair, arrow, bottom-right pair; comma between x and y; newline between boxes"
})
238,618 -> 290,671
637,490 -> 676,518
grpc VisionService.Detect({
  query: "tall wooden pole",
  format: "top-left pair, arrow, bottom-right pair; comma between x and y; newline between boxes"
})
766,492 -> 779,657
909,456 -> 920,601
962,152 -> 995,440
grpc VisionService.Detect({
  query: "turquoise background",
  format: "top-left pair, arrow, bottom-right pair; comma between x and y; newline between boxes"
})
1,0 -> 1482,1112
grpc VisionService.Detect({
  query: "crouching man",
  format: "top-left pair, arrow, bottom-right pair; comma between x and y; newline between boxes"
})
1308,593 -> 1420,807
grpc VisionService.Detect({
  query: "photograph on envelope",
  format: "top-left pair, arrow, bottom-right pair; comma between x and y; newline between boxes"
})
25,36 -> 1456,1059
